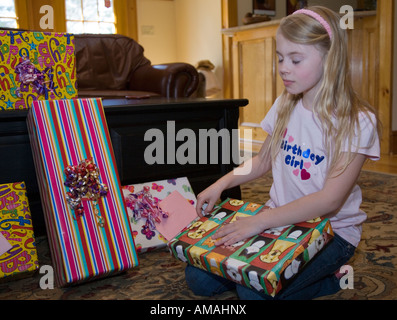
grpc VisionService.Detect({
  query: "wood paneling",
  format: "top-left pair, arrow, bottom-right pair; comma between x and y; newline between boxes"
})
377,0 -> 393,155
114,0 -> 138,40
227,23 -> 281,143
348,16 -> 379,108
392,131 -> 397,154
239,37 -> 273,142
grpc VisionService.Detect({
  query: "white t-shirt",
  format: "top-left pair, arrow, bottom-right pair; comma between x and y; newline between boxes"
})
260,98 -> 380,247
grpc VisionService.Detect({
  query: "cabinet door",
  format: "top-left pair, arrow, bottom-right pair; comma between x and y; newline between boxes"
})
348,16 -> 378,111
231,25 -> 283,144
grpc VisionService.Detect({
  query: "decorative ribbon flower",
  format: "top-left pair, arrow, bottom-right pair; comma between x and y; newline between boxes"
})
64,158 -> 108,227
14,56 -> 54,98
125,186 -> 168,240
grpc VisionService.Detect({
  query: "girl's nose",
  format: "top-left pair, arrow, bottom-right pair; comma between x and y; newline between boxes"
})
279,66 -> 290,76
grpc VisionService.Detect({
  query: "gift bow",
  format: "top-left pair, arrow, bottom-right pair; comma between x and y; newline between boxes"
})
125,186 -> 169,239
64,158 -> 108,227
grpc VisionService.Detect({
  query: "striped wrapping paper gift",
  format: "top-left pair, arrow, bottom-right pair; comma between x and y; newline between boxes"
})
27,98 -> 139,286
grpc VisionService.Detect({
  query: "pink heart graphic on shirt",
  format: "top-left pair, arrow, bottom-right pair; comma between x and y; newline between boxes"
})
301,169 -> 311,181
288,136 -> 294,143
293,169 -> 299,176
304,162 -> 311,169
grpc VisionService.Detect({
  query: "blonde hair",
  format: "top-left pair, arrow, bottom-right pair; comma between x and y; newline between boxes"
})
269,6 -> 381,176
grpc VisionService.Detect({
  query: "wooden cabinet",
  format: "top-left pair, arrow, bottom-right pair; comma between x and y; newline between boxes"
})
222,2 -> 393,154
225,21 -> 281,144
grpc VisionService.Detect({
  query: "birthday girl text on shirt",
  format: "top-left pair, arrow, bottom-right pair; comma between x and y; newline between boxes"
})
280,134 -> 325,181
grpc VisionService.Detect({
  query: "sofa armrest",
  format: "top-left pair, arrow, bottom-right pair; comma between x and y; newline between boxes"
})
129,63 -> 199,98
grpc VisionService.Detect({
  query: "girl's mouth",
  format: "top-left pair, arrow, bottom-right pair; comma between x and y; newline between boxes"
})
283,80 -> 294,86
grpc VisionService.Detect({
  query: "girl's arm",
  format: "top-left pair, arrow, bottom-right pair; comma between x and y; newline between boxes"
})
196,136 -> 273,216
213,152 -> 367,246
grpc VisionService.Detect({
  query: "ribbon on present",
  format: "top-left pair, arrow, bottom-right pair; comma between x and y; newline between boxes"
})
64,158 -> 108,227
14,56 -> 54,98
125,186 -> 169,239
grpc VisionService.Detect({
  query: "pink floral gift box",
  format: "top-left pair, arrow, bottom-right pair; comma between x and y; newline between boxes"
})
122,177 -> 197,253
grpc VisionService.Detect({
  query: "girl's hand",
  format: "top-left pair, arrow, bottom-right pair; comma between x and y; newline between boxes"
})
195,183 -> 224,217
213,211 -> 268,246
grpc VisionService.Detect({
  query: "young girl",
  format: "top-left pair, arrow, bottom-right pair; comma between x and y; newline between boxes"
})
185,6 -> 381,300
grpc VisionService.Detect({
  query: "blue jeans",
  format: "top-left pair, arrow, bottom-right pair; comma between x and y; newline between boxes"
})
184,233 -> 355,300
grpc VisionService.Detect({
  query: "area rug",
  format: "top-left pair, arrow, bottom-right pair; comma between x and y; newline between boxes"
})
0,170 -> 396,300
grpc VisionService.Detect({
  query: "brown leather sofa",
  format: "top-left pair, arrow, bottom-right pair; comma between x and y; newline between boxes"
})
74,34 -> 200,98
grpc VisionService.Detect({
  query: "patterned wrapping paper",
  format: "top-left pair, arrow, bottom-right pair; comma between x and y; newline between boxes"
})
27,98 -> 138,286
122,177 -> 197,253
0,182 -> 39,281
0,30 -> 76,110
168,198 -> 334,297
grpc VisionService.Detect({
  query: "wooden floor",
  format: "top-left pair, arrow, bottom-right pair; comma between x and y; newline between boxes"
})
363,153 -> 397,175
241,141 -> 397,175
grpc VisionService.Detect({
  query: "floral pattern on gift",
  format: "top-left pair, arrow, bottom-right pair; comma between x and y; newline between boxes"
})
122,177 -> 197,253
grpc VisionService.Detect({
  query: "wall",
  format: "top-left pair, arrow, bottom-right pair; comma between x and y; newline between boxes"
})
136,0 -> 223,97
174,0 -> 223,97
136,0 -> 176,64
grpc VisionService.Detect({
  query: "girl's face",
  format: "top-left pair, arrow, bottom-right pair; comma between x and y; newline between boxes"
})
276,31 -> 326,110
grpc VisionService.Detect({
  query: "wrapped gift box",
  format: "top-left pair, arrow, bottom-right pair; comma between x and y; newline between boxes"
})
27,98 -> 138,286
0,182 -> 39,281
168,198 -> 334,297
122,177 -> 197,253
0,30 -> 76,110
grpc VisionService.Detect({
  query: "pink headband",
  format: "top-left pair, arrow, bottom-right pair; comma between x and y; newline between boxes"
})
293,9 -> 333,40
